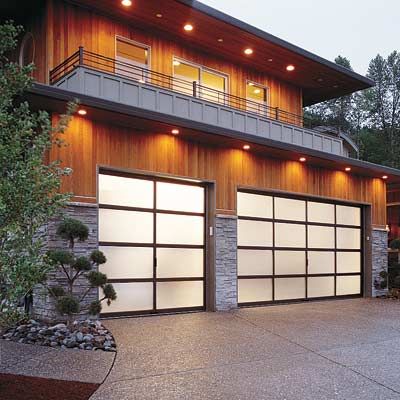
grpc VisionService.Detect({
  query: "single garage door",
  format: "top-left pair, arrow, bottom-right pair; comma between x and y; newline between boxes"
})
98,171 -> 206,316
237,190 -> 362,305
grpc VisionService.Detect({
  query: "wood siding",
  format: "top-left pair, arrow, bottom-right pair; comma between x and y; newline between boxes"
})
49,115 -> 387,227
33,0 -> 302,115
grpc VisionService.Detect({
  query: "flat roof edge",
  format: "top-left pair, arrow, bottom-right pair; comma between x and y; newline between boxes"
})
178,0 -> 374,88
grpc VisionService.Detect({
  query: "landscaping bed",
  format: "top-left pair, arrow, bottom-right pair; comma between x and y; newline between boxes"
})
2,319 -> 116,351
0,373 -> 99,400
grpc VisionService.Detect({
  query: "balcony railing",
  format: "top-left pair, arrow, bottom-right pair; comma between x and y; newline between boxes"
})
50,47 -> 312,129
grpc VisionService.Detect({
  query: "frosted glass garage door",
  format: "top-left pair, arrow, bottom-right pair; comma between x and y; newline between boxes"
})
237,191 -> 362,305
99,171 -> 205,315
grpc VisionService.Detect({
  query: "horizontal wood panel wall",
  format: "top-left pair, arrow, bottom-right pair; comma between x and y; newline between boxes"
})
50,116 -> 387,227
32,0 -> 302,115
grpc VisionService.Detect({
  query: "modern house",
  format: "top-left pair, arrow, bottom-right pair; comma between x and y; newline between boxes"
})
3,0 -> 399,319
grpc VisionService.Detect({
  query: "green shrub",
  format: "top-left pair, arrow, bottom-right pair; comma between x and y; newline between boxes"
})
389,238 -> 400,250
56,296 -> 80,315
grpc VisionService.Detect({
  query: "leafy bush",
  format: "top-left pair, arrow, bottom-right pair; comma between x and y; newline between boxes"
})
46,218 -> 116,326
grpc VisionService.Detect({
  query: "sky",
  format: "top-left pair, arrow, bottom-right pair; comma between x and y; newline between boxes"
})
201,0 -> 400,75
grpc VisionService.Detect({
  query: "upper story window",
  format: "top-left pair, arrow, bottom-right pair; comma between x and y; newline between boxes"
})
173,58 -> 227,104
115,37 -> 150,82
246,81 -> 268,115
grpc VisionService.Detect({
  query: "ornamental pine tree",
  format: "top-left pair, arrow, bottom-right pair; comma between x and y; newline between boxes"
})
47,218 -> 116,326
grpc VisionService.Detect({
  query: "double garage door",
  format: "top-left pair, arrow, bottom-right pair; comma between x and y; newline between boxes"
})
237,190 -> 363,305
98,171 -> 206,316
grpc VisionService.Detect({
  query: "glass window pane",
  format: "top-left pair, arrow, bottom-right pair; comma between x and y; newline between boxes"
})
275,251 -> 306,275
202,70 -> 225,91
336,205 -> 361,226
238,220 -> 273,247
238,249 -> 273,276
307,277 -> 335,298
308,202 -> 335,224
157,281 -> 203,309
337,228 -> 360,249
275,278 -> 305,300
157,214 -> 204,245
99,174 -> 153,208
157,248 -> 203,278
116,39 -> 148,66
336,275 -> 361,295
237,192 -> 273,218
173,60 -> 200,96
275,223 -> 306,248
238,278 -> 272,303
308,226 -> 335,249
308,251 -> 335,274
102,282 -> 153,313
99,209 -> 153,243
275,197 -> 306,221
246,82 -> 266,102
156,182 -> 204,213
99,246 -> 153,279
337,252 -> 361,273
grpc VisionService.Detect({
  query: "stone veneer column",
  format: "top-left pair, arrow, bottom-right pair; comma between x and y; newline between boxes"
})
33,203 -> 99,322
215,214 -> 238,311
371,228 -> 388,297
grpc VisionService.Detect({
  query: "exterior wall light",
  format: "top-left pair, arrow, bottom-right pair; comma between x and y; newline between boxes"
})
77,109 -> 87,116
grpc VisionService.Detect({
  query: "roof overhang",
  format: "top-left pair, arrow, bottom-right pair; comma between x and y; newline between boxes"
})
28,83 -> 400,184
56,0 -> 374,106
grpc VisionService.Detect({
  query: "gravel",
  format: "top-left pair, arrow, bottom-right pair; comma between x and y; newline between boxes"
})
2,319 -> 116,352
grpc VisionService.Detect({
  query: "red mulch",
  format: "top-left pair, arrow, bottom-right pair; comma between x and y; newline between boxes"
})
0,373 -> 99,400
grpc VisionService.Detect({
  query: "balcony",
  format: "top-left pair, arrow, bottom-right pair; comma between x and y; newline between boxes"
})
49,48 -> 344,156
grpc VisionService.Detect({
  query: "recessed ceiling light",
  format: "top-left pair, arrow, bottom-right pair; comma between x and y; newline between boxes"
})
121,0 -> 132,6
317,78 -> 324,82
254,89 -> 261,94
243,144 -> 250,150
267,58 -> 273,62
345,167 -> 351,172
173,60 -> 180,66
184,24 -> 193,31
382,175 -> 388,180
171,129 -> 179,135
299,157 -> 306,162
286,64 -> 295,72
244,48 -> 253,55
156,13 -> 163,18
217,38 -> 223,42
77,109 -> 87,116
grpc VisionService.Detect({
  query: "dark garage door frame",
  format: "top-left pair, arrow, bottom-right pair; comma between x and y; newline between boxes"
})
237,188 -> 364,307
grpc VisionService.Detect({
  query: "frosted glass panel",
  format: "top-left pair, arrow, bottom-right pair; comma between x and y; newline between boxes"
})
238,279 -> 272,303
337,275 -> 361,295
157,281 -> 203,309
337,252 -> 361,273
156,182 -> 204,213
308,277 -> 335,298
275,223 -> 306,248
157,214 -> 204,245
238,220 -> 273,246
308,226 -> 335,249
238,250 -> 273,276
99,209 -> 153,243
99,174 -> 153,208
308,202 -> 335,224
337,228 -> 360,249
99,246 -> 153,279
237,192 -> 273,218
275,251 -> 306,275
157,248 -> 203,278
308,251 -> 335,274
275,197 -> 306,221
275,278 -> 305,300
336,205 -> 361,226
102,282 -> 153,313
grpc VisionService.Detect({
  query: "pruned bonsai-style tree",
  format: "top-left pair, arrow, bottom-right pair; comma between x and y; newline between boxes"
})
46,218 -> 116,326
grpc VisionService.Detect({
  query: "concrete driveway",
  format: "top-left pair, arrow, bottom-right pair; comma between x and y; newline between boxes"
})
92,299 -> 400,400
